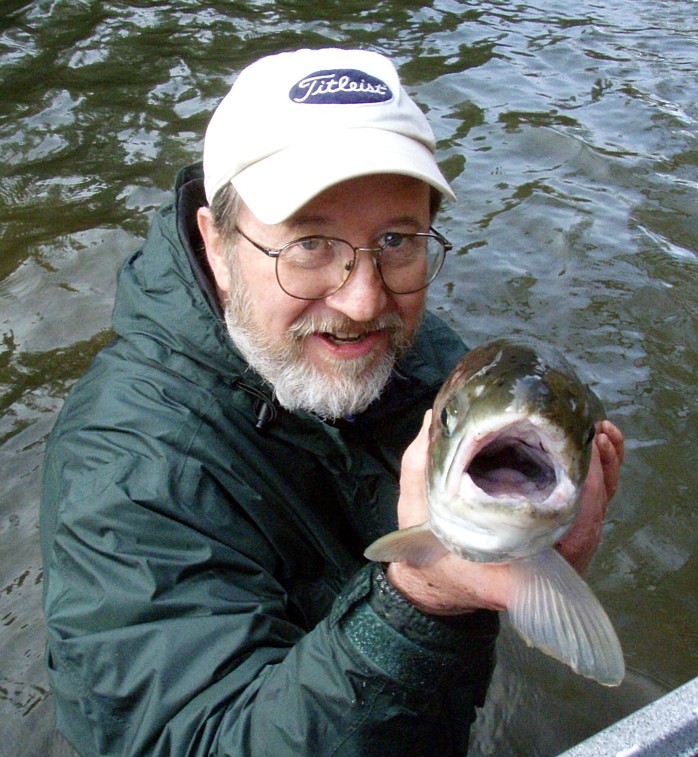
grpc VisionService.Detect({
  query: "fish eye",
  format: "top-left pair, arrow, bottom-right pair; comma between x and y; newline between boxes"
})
440,406 -> 453,437
439,399 -> 460,437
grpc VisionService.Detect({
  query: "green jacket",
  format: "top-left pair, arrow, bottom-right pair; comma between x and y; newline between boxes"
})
41,165 -> 498,756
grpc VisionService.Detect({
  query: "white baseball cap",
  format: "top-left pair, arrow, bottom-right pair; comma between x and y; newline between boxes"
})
203,48 -> 456,224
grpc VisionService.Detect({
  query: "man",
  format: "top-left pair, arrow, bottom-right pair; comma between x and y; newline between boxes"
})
41,48 -> 623,756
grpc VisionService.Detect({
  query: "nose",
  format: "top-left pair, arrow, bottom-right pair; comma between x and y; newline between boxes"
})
324,250 -> 389,322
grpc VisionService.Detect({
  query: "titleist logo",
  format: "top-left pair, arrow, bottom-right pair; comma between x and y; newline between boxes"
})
289,69 -> 393,105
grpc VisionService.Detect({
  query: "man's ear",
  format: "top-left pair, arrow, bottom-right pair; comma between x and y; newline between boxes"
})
197,207 -> 230,297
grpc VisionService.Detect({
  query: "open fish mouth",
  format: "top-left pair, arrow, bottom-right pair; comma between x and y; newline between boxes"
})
465,424 -> 558,502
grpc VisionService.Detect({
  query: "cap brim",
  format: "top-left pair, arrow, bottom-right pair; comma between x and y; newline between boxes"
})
231,128 -> 456,225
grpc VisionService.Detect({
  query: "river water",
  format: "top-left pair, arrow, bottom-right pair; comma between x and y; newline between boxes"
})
1,1 -> 696,755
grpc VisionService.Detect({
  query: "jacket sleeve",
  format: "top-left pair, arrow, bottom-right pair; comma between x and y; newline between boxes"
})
42,445 -> 498,757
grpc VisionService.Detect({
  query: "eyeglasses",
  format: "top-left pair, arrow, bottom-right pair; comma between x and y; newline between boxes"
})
233,226 -> 452,301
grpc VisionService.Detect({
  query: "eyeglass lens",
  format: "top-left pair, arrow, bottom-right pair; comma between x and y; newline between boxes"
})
275,235 -> 446,299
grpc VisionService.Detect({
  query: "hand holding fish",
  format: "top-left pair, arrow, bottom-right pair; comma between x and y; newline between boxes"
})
386,413 -> 624,613
386,410 -> 513,614
366,338 -> 626,685
557,419 -> 624,576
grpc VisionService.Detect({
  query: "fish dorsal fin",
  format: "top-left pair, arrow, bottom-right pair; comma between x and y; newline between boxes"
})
508,549 -> 625,686
364,524 -> 448,566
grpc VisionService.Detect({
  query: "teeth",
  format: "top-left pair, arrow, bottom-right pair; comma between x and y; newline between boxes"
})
326,332 -> 365,343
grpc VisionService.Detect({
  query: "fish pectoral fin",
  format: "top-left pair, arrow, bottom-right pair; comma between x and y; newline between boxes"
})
508,549 -> 625,687
364,524 -> 448,566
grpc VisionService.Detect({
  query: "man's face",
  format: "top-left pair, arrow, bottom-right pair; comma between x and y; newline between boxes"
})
205,174 -> 432,419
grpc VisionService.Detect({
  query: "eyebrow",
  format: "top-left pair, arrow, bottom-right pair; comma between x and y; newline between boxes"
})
285,214 -> 333,231
285,214 -> 425,234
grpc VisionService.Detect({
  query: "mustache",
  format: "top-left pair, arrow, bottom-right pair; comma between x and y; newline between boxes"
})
287,312 -> 405,340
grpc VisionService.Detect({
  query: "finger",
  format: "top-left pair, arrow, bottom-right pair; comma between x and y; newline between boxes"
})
596,432 -> 620,502
598,435 -> 618,502
398,411 -> 432,526
588,439 -> 609,518
402,409 -> 432,469
602,420 -> 624,464
597,419 -> 625,465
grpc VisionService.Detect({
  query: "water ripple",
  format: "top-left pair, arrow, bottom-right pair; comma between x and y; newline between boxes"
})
1,1 -> 696,754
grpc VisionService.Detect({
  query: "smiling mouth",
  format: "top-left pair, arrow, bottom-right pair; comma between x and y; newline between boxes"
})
323,331 -> 373,344
289,312 -> 406,350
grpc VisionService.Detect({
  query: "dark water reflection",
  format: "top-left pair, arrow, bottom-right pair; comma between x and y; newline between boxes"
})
1,1 -> 696,754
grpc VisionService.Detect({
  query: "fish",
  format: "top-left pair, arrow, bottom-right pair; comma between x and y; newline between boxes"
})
364,337 -> 625,686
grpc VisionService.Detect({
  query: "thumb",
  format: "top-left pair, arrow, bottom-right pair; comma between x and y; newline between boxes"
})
398,410 -> 432,527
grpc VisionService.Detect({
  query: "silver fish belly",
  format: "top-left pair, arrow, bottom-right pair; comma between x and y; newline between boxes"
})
365,337 -> 625,686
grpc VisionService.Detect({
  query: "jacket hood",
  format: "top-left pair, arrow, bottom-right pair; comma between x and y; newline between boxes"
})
111,164 -> 241,379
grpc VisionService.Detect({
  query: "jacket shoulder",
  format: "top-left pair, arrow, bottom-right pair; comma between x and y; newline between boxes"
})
399,311 -> 467,388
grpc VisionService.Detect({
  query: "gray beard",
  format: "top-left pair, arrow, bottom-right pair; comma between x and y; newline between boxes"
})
222,274 -> 415,420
